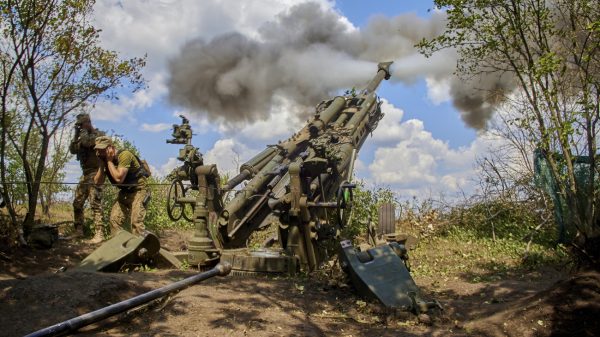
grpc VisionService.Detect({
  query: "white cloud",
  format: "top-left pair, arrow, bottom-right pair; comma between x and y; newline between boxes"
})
440,174 -> 467,191
370,143 -> 438,185
365,100 -> 492,198
425,76 -> 452,105
94,0 -> 331,65
203,138 -> 254,178
371,99 -> 406,143
92,99 -> 130,122
154,157 -> 180,178
141,123 -> 171,132
92,73 -> 167,122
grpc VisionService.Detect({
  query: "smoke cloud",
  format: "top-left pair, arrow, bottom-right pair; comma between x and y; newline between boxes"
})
448,72 -> 516,129
168,1 -> 514,129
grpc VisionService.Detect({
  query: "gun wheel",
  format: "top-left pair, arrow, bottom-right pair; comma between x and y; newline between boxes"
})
336,181 -> 355,229
167,180 -> 186,221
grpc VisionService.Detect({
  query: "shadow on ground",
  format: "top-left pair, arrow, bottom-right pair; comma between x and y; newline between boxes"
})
2,234 -> 599,337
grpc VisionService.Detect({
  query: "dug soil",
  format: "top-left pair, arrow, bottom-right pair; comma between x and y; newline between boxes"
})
1,229 -> 599,337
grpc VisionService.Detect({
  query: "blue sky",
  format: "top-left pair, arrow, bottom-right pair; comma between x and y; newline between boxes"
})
335,1 -> 477,147
66,0 -> 493,199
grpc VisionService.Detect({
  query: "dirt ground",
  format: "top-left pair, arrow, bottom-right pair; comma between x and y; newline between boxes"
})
1,229 -> 599,337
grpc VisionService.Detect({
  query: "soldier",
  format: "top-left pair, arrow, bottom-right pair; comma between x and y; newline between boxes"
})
69,113 -> 105,243
93,136 -> 150,237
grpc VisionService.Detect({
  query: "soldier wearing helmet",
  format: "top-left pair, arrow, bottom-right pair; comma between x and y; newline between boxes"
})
69,113 -> 106,243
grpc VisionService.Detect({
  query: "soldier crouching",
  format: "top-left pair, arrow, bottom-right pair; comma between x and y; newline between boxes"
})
93,136 -> 151,237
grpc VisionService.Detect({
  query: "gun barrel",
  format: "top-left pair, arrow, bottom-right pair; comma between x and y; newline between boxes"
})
363,61 -> 393,94
224,147 -> 278,190
219,153 -> 285,227
24,263 -> 232,337
345,92 -> 376,131
241,146 -> 278,172
224,171 -> 252,191
309,96 -> 346,136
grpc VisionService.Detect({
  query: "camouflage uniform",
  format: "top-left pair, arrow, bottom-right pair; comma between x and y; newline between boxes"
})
95,136 -> 149,237
72,172 -> 102,229
70,117 -> 105,239
109,183 -> 148,236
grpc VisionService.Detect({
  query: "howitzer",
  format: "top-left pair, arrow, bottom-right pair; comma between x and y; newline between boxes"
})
185,62 -> 393,272
82,62 -> 437,313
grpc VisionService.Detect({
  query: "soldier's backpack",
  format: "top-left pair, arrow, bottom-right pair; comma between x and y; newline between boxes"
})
132,153 -> 152,178
114,150 -> 152,178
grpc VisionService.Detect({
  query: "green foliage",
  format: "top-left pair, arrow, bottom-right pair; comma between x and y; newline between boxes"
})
418,0 -> 600,261
341,181 -> 399,242
328,185 -> 569,281
178,259 -> 190,271
0,0 -> 145,240
3,145 -> 28,208
144,176 -> 194,231
444,200 -> 540,240
39,130 -> 72,216
413,226 -> 569,282
409,198 -> 570,281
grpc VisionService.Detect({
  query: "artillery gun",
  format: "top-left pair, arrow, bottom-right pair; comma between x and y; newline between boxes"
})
177,62 -> 391,273
79,62 -> 438,314
171,61 -> 437,312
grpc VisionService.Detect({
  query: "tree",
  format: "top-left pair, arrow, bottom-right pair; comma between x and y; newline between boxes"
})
418,0 -> 600,261
0,0 -> 145,243
38,127 -> 71,217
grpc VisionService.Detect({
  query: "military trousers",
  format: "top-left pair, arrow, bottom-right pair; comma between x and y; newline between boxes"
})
110,187 -> 148,236
73,171 -> 103,230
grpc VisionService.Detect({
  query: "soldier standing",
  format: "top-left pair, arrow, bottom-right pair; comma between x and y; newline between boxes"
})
69,113 -> 105,243
93,136 -> 150,237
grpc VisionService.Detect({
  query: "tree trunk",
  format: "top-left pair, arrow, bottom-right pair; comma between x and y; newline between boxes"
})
22,134 -> 50,236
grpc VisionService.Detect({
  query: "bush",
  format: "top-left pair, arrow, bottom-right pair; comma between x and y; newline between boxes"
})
145,177 -> 194,231
341,181 -> 399,243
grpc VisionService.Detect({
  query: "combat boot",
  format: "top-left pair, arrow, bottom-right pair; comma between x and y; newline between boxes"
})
88,228 -> 104,244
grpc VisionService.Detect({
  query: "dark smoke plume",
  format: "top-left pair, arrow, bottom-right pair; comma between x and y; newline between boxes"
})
168,2 -> 513,129
448,72 -> 516,129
